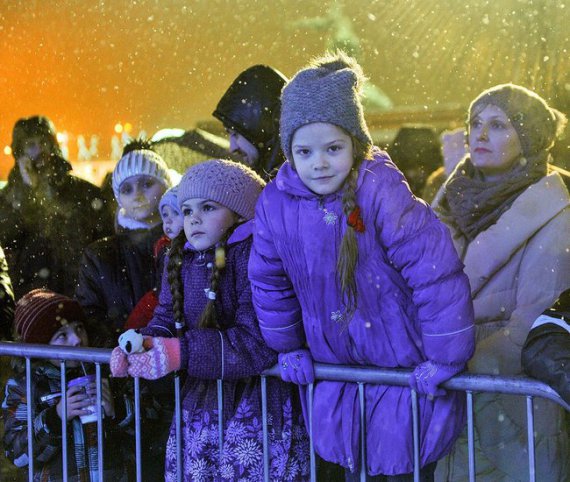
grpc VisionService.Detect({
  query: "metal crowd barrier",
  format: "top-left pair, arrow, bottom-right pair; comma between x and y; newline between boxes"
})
0,341 -> 568,482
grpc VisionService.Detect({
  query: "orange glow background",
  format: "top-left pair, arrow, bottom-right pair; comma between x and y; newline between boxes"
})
1,0 -> 568,180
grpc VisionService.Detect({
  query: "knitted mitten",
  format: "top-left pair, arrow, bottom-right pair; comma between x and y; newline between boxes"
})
278,349 -> 315,385
110,347 -> 129,377
409,360 -> 465,397
127,337 -> 181,380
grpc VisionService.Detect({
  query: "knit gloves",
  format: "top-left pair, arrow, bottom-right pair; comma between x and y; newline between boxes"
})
279,349 -> 314,385
111,337 -> 181,380
409,360 -> 465,397
110,347 -> 129,377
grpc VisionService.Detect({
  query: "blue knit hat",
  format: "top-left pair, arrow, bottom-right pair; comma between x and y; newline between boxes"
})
159,186 -> 180,215
280,52 -> 372,160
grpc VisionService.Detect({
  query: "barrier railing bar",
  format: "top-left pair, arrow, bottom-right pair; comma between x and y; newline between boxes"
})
25,357 -> 33,482
261,376 -> 270,482
308,383 -> 316,482
133,376 -> 142,482
527,396 -> 536,482
60,360 -> 68,482
358,382 -> 366,482
95,363 -> 104,482
467,391 -> 475,482
411,389 -> 420,482
175,375 -> 183,481
217,379 -> 224,467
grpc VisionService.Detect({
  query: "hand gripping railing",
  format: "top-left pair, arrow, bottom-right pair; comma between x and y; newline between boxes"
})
1,341 -> 568,482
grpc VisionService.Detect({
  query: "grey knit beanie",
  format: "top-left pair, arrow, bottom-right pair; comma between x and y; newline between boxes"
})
280,51 -> 372,160
177,159 -> 266,220
469,83 -> 567,158
112,149 -> 173,200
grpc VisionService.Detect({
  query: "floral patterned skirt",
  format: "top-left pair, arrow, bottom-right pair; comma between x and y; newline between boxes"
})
164,377 -> 310,481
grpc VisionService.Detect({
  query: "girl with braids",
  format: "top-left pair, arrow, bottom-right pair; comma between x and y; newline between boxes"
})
248,51 -> 475,481
110,159 -> 310,481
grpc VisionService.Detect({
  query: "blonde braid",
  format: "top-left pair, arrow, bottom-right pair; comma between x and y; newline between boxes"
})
336,137 -> 372,319
197,240 -> 227,329
167,231 -> 186,327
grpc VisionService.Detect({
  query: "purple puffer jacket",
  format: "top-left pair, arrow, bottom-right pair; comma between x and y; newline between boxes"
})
249,150 -> 475,476
142,221 -> 309,481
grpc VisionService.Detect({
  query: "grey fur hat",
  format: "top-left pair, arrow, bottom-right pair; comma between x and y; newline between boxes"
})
177,159 -> 265,220
280,51 -> 373,160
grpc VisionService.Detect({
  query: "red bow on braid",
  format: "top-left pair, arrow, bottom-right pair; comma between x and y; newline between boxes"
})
347,206 -> 365,233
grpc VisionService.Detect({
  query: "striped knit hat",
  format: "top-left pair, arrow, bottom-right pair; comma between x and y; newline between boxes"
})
177,159 -> 265,220
14,289 -> 86,344
112,149 -> 173,201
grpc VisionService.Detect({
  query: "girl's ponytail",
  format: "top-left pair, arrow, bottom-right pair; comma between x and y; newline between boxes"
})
197,242 -> 227,329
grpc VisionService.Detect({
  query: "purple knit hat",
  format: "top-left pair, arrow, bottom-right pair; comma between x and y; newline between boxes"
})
177,159 -> 265,220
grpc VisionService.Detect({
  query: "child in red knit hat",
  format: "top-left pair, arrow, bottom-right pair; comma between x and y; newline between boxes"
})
2,289 -> 132,481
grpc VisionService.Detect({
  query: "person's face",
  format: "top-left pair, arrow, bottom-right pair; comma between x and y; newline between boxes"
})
469,105 -> 523,178
21,135 -> 52,168
118,175 -> 166,224
227,128 -> 259,167
182,198 -> 240,251
292,122 -> 354,196
160,204 -> 184,240
49,322 -> 89,367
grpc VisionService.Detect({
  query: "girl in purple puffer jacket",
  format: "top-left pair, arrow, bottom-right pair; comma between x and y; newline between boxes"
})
110,159 -> 309,481
248,52 -> 475,481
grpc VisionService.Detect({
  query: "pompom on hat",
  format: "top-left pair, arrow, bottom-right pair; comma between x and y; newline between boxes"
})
177,159 -> 266,220
112,149 -> 173,200
469,83 -> 567,158
14,289 -> 86,344
280,51 -> 373,160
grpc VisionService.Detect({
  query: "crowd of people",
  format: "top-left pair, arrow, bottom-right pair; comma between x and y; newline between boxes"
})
0,51 -> 568,482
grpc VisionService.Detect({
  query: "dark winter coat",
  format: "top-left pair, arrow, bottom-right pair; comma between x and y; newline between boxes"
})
249,151 -> 475,476
2,363 -> 131,482
0,159 -> 112,299
75,224 -> 163,344
522,310 -> 570,405
0,244 -> 14,340
142,221 -> 310,481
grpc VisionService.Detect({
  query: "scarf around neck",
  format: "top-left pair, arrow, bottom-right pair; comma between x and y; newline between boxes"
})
439,152 -> 548,241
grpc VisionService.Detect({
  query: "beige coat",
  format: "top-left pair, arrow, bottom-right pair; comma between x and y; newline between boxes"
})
433,172 -> 570,482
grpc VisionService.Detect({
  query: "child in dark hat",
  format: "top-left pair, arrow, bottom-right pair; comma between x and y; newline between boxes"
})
2,289 -> 131,481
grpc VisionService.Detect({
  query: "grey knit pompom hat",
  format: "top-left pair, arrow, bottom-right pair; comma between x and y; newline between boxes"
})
469,83 -> 567,158
177,159 -> 266,220
112,149 -> 173,200
280,51 -> 373,160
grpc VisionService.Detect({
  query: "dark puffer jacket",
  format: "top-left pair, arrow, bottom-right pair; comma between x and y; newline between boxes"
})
213,64 -> 287,180
0,159 -> 113,299
522,309 -> 570,405
75,224 -> 163,345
